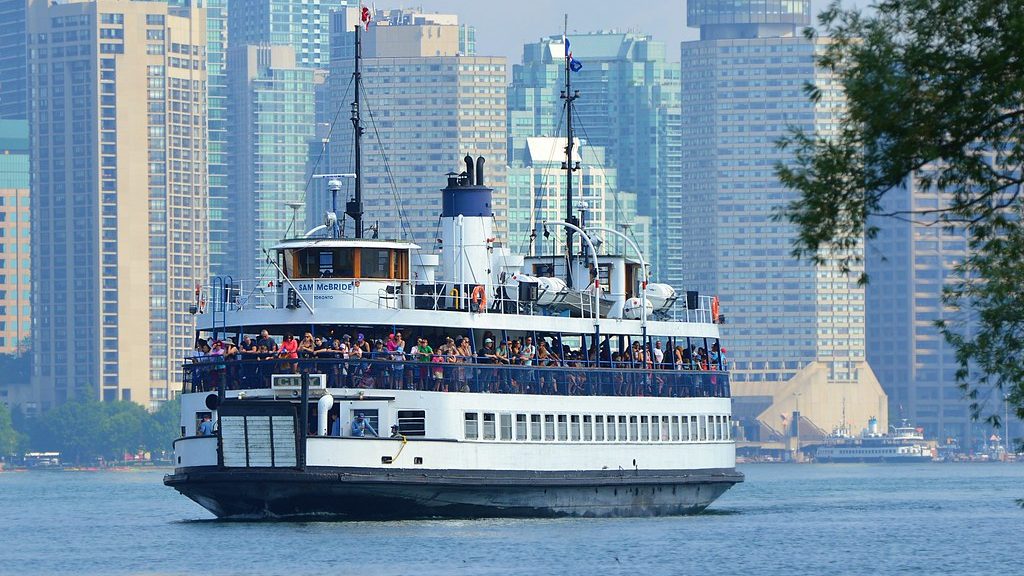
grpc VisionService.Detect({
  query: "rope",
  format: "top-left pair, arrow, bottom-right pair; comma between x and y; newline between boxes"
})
387,435 -> 408,462
302,74 -> 355,208
360,83 -> 415,241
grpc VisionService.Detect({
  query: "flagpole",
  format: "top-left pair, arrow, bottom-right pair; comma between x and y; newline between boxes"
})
561,14 -> 580,288
349,13 -> 365,238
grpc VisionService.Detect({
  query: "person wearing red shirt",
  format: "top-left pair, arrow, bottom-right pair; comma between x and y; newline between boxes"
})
279,333 -> 299,359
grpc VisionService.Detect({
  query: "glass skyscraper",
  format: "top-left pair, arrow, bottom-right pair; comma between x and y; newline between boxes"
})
679,0 -> 885,438
866,180 -> 1005,446
0,0 -> 28,120
508,31 -> 678,285
218,0 -> 348,280
506,137 -> 650,260
202,0 -> 229,277
228,0 -> 348,68
0,119 -> 30,355
316,8 -> 506,248
227,44 -> 315,281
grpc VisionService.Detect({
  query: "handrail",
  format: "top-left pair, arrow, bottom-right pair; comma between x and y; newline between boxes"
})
192,277 -> 722,323
587,226 -> 648,327
541,220 -> 601,321
262,248 -> 315,314
182,357 -> 730,399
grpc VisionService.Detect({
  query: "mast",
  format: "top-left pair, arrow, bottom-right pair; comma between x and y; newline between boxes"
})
347,22 -> 365,238
560,15 -> 580,287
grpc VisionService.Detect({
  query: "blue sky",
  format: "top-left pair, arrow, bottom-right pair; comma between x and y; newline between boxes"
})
406,1 -> 870,64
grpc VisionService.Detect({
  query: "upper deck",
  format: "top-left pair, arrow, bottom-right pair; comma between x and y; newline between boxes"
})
195,237 -> 723,340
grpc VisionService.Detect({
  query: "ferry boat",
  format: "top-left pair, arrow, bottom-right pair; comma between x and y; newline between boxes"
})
815,418 -> 934,463
163,24 -> 742,519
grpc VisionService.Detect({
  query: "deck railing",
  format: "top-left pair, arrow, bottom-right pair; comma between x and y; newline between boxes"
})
183,357 -> 730,399
199,277 -> 721,324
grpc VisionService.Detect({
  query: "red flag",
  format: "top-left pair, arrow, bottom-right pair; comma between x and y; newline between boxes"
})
361,6 -> 371,31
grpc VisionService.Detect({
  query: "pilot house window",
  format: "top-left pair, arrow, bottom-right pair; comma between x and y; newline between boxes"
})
295,248 -> 355,278
361,248 -> 390,278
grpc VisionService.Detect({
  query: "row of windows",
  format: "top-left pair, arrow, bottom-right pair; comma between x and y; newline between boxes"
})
463,412 -> 731,443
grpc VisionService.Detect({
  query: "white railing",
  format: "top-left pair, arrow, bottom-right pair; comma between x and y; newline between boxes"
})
193,277 -> 722,325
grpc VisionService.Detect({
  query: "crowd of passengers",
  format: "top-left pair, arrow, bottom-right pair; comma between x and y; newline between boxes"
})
188,328 -> 727,396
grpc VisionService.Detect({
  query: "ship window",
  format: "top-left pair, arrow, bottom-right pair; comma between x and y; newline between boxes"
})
557,415 -> 568,441
594,416 -> 605,441
570,415 -> 580,441
699,416 -> 707,441
689,416 -> 698,441
500,413 -> 512,440
716,415 -> 723,440
725,416 -> 731,440
515,414 -> 527,440
640,416 -> 649,441
531,414 -> 542,440
350,409 -> 379,436
482,412 -> 496,440
544,415 -> 555,441
293,248 -> 355,278
662,416 -> 671,441
360,247 -> 390,278
671,416 -> 680,441
582,415 -> 592,441
397,410 -> 425,436
464,412 -> 478,439
617,416 -> 627,441
650,416 -> 659,442
630,416 -> 639,441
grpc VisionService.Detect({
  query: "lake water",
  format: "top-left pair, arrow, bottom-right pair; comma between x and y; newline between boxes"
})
1,463 -> 1022,575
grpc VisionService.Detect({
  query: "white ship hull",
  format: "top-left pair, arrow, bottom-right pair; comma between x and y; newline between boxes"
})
166,388 -> 742,519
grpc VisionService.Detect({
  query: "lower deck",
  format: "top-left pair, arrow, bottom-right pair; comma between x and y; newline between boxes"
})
170,387 -> 741,519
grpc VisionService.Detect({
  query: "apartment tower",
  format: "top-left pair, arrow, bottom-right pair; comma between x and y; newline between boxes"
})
28,0 -> 207,407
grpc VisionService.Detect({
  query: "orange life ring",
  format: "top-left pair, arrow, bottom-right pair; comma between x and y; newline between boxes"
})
711,296 -> 720,324
470,285 -> 487,312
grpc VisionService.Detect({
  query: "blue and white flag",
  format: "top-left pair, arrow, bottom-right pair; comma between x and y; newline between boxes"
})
565,37 -> 583,72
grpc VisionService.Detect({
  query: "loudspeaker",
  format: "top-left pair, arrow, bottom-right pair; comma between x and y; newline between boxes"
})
685,290 -> 699,310
205,393 -> 220,410
518,281 -> 539,302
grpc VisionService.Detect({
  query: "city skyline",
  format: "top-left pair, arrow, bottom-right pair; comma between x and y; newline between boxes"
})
0,0 -> 1005,445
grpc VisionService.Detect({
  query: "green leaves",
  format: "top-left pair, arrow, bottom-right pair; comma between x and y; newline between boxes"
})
777,0 -> 1024,423
0,404 -> 21,457
25,398 -> 180,464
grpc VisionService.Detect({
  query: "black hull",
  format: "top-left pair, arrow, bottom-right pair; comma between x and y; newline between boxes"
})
816,456 -> 932,464
164,467 -> 743,520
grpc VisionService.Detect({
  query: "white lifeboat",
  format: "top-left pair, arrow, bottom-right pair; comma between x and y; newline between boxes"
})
623,297 -> 653,320
644,283 -> 678,312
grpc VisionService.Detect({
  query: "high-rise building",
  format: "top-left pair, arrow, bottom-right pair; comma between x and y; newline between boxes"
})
679,0 -> 885,438
217,0 -> 347,280
315,8 -> 507,248
0,119 -> 30,355
28,0 -> 207,408
0,0 -> 28,120
203,0 -> 229,277
227,44 -> 315,281
506,137 -> 650,259
507,32 -> 678,284
228,0 -> 348,69
866,182 -> 1000,444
